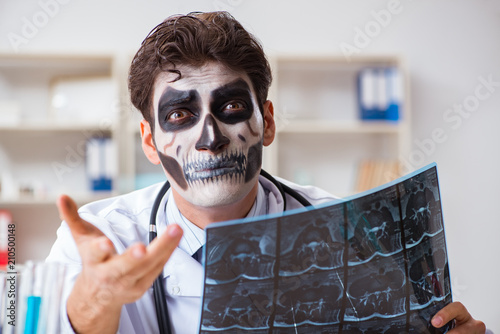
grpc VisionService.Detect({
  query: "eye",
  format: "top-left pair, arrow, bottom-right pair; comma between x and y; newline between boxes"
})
223,101 -> 246,113
167,110 -> 192,122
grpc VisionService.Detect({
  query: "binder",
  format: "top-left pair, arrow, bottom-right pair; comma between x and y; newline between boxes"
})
86,137 -> 116,192
357,67 -> 402,121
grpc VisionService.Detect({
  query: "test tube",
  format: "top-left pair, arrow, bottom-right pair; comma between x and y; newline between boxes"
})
38,262 -> 66,334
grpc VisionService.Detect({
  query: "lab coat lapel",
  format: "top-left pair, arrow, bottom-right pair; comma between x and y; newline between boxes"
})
162,247 -> 204,297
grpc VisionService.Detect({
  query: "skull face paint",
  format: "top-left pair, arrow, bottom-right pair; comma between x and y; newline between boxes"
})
151,63 -> 264,207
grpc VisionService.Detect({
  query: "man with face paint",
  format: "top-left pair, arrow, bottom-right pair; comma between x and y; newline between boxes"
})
46,11 -> 486,334
146,66 -> 270,219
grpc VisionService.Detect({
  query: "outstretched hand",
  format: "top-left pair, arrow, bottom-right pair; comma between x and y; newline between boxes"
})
57,194 -> 183,334
432,302 -> 486,334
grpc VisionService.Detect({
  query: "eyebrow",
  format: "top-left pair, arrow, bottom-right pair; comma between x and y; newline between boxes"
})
211,78 -> 252,100
158,87 -> 197,110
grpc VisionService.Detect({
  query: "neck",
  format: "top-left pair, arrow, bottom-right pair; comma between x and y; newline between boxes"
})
172,183 -> 259,229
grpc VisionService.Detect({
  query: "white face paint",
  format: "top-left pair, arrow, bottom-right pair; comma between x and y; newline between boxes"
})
151,63 -> 264,207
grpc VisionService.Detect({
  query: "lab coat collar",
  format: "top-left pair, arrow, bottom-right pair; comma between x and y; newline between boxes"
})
162,247 -> 204,297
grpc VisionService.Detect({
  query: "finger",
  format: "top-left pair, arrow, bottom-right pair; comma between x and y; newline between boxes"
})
148,224 -> 183,260
82,236 -> 116,265
123,224 -> 182,275
432,302 -> 470,328
433,302 -> 486,334
104,225 -> 183,283
141,224 -> 183,276
123,226 -> 184,294
57,194 -> 105,242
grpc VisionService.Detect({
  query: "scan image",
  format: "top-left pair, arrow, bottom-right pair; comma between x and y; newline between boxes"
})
342,313 -> 408,333
407,234 -> 451,309
279,204 -> 345,275
344,253 -> 406,320
274,269 -> 344,327
398,167 -> 443,246
201,278 -> 274,331
273,323 -> 342,334
346,185 -> 403,264
201,164 -> 452,333
205,218 -> 277,283
201,329 -> 269,334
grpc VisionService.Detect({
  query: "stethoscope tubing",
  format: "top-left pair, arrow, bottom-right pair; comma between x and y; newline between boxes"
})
149,180 -> 173,334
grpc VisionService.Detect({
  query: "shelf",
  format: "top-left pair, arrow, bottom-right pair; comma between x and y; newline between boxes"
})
273,54 -> 401,66
0,53 -> 113,76
0,53 -> 123,263
0,53 -> 121,209
0,123 -> 114,133
0,192 -> 117,207
263,54 -> 410,197
276,120 -> 403,134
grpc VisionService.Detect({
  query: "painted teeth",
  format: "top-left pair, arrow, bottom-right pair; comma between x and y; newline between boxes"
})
183,150 -> 247,185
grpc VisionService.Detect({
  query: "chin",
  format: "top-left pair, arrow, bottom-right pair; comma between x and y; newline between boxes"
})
183,178 -> 256,208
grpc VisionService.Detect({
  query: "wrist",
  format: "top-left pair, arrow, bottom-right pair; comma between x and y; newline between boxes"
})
67,278 -> 121,334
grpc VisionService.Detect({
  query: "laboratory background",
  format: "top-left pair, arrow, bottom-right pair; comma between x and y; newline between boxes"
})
0,0 -> 498,331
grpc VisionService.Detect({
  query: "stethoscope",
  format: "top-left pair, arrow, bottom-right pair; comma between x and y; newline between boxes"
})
148,169 -> 312,334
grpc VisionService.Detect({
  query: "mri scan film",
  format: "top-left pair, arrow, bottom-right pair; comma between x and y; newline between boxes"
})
200,163 -> 452,333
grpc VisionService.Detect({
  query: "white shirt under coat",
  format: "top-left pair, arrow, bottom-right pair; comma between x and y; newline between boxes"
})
46,175 -> 338,334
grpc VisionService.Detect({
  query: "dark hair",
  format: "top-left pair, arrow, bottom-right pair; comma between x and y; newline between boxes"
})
128,11 -> 272,124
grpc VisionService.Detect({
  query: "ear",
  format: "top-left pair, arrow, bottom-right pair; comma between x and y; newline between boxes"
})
262,100 -> 276,147
140,119 -> 161,165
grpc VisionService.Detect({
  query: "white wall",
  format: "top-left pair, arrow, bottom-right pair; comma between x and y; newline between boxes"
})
1,0 -> 498,330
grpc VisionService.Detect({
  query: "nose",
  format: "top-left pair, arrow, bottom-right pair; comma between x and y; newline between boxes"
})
195,115 -> 230,152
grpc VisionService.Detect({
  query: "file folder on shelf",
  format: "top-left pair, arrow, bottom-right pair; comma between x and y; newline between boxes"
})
357,67 -> 402,122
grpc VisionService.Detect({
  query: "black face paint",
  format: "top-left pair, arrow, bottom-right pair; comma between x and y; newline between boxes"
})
154,77 -> 262,193
245,142 -> 263,182
195,114 -> 230,152
158,152 -> 188,190
210,79 -> 254,124
157,88 -> 201,132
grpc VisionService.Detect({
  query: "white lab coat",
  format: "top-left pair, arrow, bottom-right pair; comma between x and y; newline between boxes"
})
46,175 -> 338,333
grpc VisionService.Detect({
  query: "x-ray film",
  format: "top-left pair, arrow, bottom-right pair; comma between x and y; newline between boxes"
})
200,163 -> 453,333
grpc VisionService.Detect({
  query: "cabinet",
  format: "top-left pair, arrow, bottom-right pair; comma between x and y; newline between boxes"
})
263,55 -> 411,197
0,54 -> 125,262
